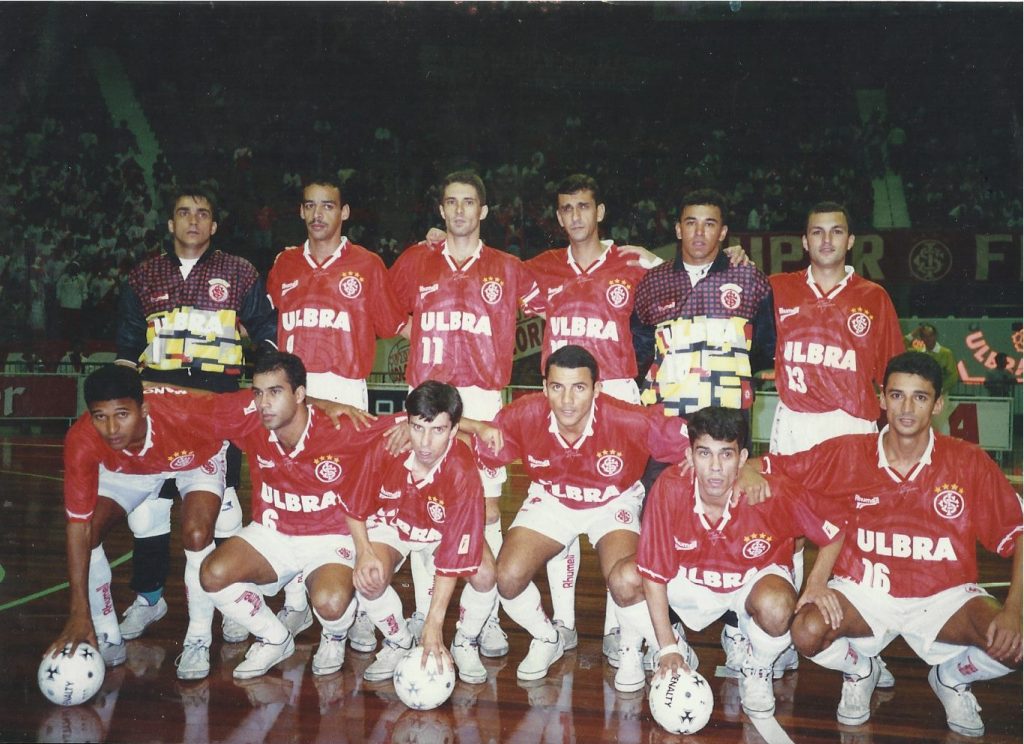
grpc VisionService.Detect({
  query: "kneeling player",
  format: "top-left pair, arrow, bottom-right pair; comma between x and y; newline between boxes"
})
349,381 -> 498,684
609,406 -> 840,719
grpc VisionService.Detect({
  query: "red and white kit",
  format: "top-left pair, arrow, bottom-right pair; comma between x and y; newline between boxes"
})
267,239 -> 406,379
526,242 -> 647,381
389,240 -> 543,389
762,429 -> 1023,598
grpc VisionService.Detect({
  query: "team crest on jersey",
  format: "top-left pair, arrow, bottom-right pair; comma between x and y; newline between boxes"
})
338,271 -> 364,299
426,496 -> 446,523
847,307 -> 874,338
313,455 -> 343,483
200,459 -> 220,476
167,451 -> 196,470
719,283 -> 742,310
480,276 -> 504,305
605,279 -> 631,309
596,450 -> 624,477
742,533 -> 773,560
482,464 -> 500,479
933,484 -> 965,519
336,546 -> 353,560
615,509 -> 633,524
208,278 -> 230,303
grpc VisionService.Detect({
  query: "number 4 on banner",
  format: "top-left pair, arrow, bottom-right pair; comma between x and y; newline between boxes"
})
947,402 -> 979,444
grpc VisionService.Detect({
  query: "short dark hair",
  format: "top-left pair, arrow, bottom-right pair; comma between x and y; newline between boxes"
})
806,201 -> 852,231
883,351 -> 944,397
301,174 -> 346,205
679,188 -> 728,224
556,174 -> 601,206
545,344 -> 600,383
169,185 -> 217,220
85,365 -> 143,407
253,351 -> 307,392
441,170 -> 487,205
687,406 -> 747,449
406,381 -> 463,425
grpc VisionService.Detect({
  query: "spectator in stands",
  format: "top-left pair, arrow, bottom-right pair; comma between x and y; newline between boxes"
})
906,322 -> 960,433
55,261 -> 88,342
984,353 -> 1017,398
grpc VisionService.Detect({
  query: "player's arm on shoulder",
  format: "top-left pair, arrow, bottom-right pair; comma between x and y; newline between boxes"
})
735,456 -> 772,505
309,397 -> 378,430
723,243 -> 753,268
986,533 -> 1023,663
47,520 -> 98,657
617,244 -> 664,269
459,417 -> 504,456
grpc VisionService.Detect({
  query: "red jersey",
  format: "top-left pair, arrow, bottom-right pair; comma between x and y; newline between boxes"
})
475,393 -> 689,510
267,240 -> 405,378
762,430 -> 1024,598
358,439 -> 485,577
64,388 -> 227,521
637,465 -> 841,592
526,242 -> 648,380
770,268 -> 903,420
389,240 -> 543,389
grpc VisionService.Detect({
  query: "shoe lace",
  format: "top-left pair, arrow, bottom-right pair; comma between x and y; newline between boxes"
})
951,685 -> 982,719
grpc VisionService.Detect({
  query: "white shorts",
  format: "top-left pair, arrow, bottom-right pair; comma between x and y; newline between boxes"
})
769,399 -> 878,455
511,481 -> 643,548
455,386 -> 507,498
98,443 -> 227,515
366,520 -> 439,574
666,564 -> 793,631
237,522 -> 356,595
830,577 -> 993,665
306,373 -> 368,409
599,378 -> 641,405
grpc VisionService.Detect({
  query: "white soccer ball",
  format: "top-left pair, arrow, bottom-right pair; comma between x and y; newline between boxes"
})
648,668 -> 714,734
36,705 -> 104,743
392,648 -> 456,711
38,643 -> 105,707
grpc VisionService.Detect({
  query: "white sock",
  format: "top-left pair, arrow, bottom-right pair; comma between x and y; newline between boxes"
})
500,582 -> 556,641
410,551 -> 435,617
282,572 -> 308,611
937,648 -> 1013,686
313,598 -> 356,638
183,544 -> 216,642
214,486 -> 242,539
484,520 -> 503,623
89,545 -> 120,644
739,613 -> 790,669
459,583 -> 498,638
614,599 -> 659,650
792,547 -> 806,592
358,586 -> 411,646
811,639 -> 871,677
547,539 -> 579,629
206,583 -> 288,644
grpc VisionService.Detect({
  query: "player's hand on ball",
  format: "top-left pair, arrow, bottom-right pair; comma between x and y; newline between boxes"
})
655,651 -> 689,678
46,616 -> 97,659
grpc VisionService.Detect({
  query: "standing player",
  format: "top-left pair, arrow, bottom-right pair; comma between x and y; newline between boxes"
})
606,407 -> 840,719
467,345 -> 690,680
44,365 -> 229,683
763,352 -> 1022,738
347,382 -> 498,684
115,185 -> 277,645
266,175 -> 406,650
389,170 -> 545,657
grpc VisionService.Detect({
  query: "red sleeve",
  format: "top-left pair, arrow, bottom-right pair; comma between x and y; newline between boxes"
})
368,257 -> 408,339
63,419 -> 101,522
515,258 -> 545,317
636,466 -> 686,583
771,473 -> 846,547
875,295 -> 905,387
434,446 -> 485,576
644,406 -> 690,464
181,389 -> 264,444
344,440 -> 392,520
970,451 -> 1024,557
388,244 -> 422,314
266,254 -> 283,310
473,400 -> 525,469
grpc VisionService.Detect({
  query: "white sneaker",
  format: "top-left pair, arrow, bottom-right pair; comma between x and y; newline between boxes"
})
222,616 -> 249,644
836,657 -> 881,726
773,644 -> 799,679
175,638 -> 211,680
603,627 -> 621,666
233,636 -> 295,680
517,634 -> 564,681
740,661 -> 776,719
312,632 -> 347,676
98,633 -> 126,667
928,666 -> 984,738
552,620 -> 578,651
450,629 -> 487,684
406,612 -> 426,643
276,605 -> 313,637
363,637 -> 414,681
348,611 -> 377,653
721,625 -> 748,673
876,657 -> 896,689
119,596 -> 168,640
479,617 -> 509,658
614,642 -> 646,692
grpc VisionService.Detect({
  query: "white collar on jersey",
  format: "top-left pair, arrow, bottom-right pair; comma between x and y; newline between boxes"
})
441,239 -> 484,272
875,425 -> 934,483
402,437 -> 454,487
123,416 -> 155,457
547,400 -> 597,450
692,478 -> 735,533
303,237 -> 348,270
805,265 -> 854,301
566,239 -> 613,275
268,404 -> 313,457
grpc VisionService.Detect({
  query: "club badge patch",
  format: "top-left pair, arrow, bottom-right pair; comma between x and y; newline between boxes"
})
480,276 -> 504,305
208,278 -> 230,303
314,455 -> 342,483
338,271 -> 363,299
847,307 -> 873,338
596,450 -> 624,477
606,279 -> 631,309
742,533 -> 773,560
168,451 -> 196,470
933,484 -> 965,519
719,283 -> 742,310
427,497 -> 446,523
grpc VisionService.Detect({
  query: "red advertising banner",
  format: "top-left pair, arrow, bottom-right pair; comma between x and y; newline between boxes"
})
0,376 -> 79,418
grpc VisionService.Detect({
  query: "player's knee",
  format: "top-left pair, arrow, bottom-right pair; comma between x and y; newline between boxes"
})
199,557 -> 229,593
606,559 -> 641,606
310,590 -> 350,622
471,559 -> 497,592
749,594 -> 796,637
496,561 -> 527,600
791,605 -> 830,655
180,522 -> 214,552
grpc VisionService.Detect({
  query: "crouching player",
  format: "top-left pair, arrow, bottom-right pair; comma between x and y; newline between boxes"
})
348,381 -> 498,684
45,365 -> 228,681
761,352 -> 1022,737
608,406 -> 841,720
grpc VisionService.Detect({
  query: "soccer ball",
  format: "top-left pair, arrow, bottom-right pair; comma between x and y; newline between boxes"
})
392,648 -> 456,710
36,705 -> 104,743
391,709 -> 455,743
38,643 -> 105,707
648,669 -> 714,734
